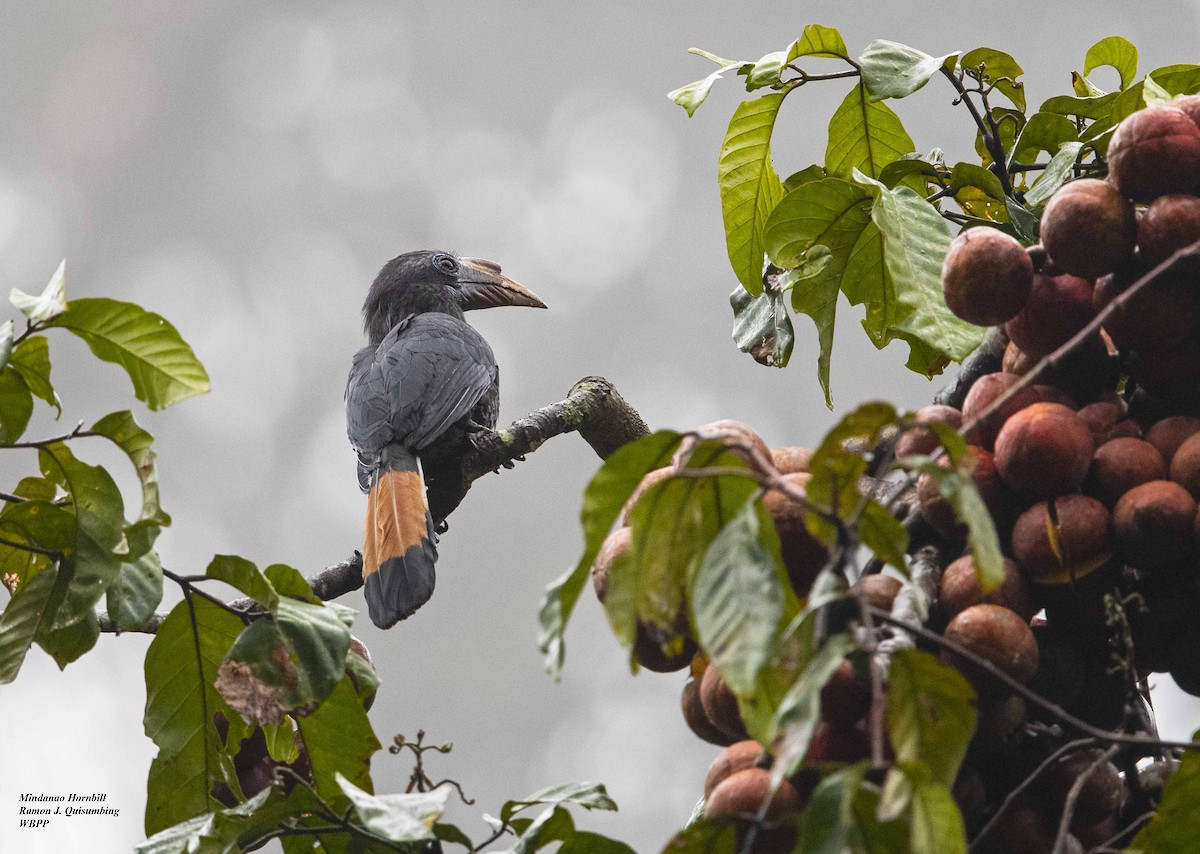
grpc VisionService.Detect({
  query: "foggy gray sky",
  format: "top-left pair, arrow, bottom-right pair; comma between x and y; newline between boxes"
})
1,3 -> 1198,852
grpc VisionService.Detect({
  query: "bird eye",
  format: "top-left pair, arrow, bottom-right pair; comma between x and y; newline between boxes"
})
433,253 -> 458,275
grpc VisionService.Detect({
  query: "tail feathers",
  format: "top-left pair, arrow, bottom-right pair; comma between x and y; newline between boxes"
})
362,450 -> 438,628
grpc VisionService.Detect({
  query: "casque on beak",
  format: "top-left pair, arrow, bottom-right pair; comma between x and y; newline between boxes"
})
455,257 -> 547,311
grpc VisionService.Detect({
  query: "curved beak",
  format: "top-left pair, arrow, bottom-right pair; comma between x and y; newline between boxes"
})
456,257 -> 547,311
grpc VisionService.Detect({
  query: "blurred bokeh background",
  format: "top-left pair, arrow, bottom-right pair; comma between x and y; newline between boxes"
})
1,2 -> 1198,851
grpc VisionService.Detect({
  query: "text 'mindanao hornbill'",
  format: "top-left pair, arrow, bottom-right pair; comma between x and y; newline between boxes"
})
346,250 -> 546,629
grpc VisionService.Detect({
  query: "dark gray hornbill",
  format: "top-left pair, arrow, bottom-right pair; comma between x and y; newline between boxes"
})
346,250 -> 546,628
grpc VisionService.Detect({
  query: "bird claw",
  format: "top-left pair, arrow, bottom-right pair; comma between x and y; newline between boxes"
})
434,520 -> 449,536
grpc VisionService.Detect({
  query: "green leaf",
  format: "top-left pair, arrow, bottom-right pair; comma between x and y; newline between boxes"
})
1128,745 -> 1200,851
262,562 -> 323,605
782,164 -> 828,192
762,177 -> 874,404
844,220 -> 893,347
10,259 -> 66,323
501,782 -> 618,823
8,336 -> 60,415
293,675 -> 380,807
948,162 -> 1008,223
898,446 -> 1004,591
559,830 -> 637,854
858,500 -> 909,572
792,24 -> 850,61
0,319 -> 12,371
805,401 -> 898,546
540,431 -> 682,677
770,629 -> 855,780
730,279 -> 794,369
959,48 -> 1026,112
0,565 -> 59,683
435,822 -> 475,849
974,107 -> 1024,168
1039,90 -> 1119,120
614,443 -> 760,653
36,608 -> 100,667
1084,36 -> 1138,91
1143,74 -> 1173,108
669,59 -> 749,117
909,779 -> 968,854
38,442 -> 127,629
91,410 -> 171,524
0,367 -> 33,444
719,93 -> 789,295
826,83 -> 916,181
46,297 -> 210,411
857,174 -> 985,370
663,818 -> 739,854
1024,142 -> 1085,208
206,554 -> 278,611
693,495 -> 784,694
336,773 -> 448,842
860,40 -> 958,101
218,595 -> 352,722
506,805 -> 576,854
106,521 -> 164,631
144,596 -> 246,835
878,157 -> 941,192
1008,111 -> 1078,169
886,649 -> 977,788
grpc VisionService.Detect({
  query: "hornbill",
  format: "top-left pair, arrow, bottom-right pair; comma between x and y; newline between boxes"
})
346,250 -> 546,629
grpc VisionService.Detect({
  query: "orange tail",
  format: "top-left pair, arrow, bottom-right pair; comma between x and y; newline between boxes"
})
362,450 -> 437,628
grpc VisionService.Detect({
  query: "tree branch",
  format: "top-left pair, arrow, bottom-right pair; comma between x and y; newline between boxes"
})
98,378 -> 650,634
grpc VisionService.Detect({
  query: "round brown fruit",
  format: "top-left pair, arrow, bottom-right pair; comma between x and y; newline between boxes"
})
699,419 -> 771,464
994,402 -> 1094,499
851,574 -> 903,613
939,554 -> 1034,623
1107,105 -> 1200,202
805,720 -> 872,764
895,405 -> 963,458
1077,400 -> 1141,445
590,526 -> 631,603
1040,180 -> 1137,279
1137,193 -> 1200,266
763,472 -> 828,597
682,678 -> 735,746
973,693 -> 1027,747
1004,273 -> 1096,358
1170,432 -> 1200,499
1047,748 -> 1125,822
941,604 -> 1039,696
1095,256 -> 1200,350
633,621 -> 697,673
770,446 -> 813,474
1085,437 -> 1167,508
961,373 -> 1048,450
700,665 -> 750,741
704,740 -> 768,799
1010,494 -> 1112,588
1146,415 -> 1200,465
941,226 -> 1034,326
1113,480 -> 1197,571
819,659 -> 871,725
704,767 -> 806,822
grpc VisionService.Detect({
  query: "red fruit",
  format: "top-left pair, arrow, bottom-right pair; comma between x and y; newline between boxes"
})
763,473 -> 829,597
1137,193 -> 1200,266
700,665 -> 749,741
819,659 -> 871,725
941,604 -> 1039,697
704,768 -> 806,822
939,554 -> 1034,622
1170,432 -> 1200,499
1113,480 -> 1197,571
895,405 -> 963,458
1004,274 -> 1096,358
994,402 -> 1094,499
682,678 -> 735,746
805,720 -> 872,764
1107,106 -> 1200,202
705,740 -> 768,799
942,227 -> 1034,326
1085,437 -> 1167,507
1010,495 -> 1112,588
1040,179 -> 1137,279
1077,400 -> 1141,445
1146,415 -> 1200,465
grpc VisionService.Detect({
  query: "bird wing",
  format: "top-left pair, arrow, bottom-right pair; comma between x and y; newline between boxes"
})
346,313 -> 497,460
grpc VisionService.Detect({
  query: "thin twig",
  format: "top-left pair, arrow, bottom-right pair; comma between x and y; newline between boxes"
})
1053,745 -> 1119,853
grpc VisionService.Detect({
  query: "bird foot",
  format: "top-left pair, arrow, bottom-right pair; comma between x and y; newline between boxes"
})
434,520 -> 449,536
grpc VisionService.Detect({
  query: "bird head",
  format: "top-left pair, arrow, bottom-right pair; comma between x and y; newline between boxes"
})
363,250 -> 546,343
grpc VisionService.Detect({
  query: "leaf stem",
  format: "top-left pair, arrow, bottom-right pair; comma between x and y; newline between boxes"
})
0,535 -> 62,561
939,66 -> 1014,198
0,421 -> 91,449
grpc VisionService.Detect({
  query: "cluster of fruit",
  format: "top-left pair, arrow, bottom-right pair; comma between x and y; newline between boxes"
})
590,98 -> 1200,851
